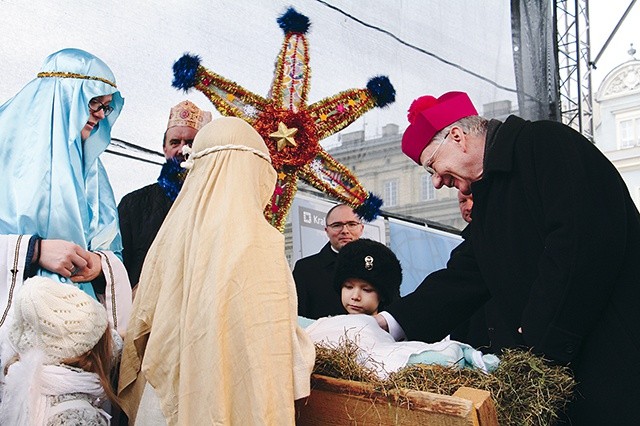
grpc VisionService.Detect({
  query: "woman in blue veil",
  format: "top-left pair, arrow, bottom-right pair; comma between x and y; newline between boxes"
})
0,48 -> 132,336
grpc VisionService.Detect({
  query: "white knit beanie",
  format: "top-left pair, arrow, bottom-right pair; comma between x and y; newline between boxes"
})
8,276 -> 108,363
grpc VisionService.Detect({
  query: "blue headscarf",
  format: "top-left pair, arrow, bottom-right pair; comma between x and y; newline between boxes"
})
0,48 -> 124,292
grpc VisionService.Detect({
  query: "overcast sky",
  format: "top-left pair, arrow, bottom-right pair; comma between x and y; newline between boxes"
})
1,0 -> 637,200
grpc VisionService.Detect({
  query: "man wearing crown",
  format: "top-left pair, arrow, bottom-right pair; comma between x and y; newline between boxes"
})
118,101 -> 212,289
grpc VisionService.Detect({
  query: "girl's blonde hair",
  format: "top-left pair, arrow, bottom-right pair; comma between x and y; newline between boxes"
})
62,328 -> 119,408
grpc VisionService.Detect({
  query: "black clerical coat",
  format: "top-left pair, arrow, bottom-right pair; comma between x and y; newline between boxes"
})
387,115 -> 640,424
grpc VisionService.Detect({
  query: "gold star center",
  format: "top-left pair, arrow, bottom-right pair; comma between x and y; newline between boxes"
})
269,122 -> 298,151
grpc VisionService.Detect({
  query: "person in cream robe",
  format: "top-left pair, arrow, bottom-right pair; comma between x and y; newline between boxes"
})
119,117 -> 315,425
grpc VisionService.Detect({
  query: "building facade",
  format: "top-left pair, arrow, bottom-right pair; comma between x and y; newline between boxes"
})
594,58 -> 640,210
327,124 -> 464,230
327,101 -> 515,231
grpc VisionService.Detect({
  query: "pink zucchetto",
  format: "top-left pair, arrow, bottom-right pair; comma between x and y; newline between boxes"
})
401,92 -> 478,164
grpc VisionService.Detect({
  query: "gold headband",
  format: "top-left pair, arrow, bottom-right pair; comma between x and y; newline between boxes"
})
37,71 -> 117,88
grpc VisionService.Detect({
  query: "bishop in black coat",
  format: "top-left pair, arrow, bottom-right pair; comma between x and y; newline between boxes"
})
390,110 -> 640,424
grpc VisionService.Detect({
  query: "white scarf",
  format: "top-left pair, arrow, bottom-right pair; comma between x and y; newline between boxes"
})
0,349 -> 108,425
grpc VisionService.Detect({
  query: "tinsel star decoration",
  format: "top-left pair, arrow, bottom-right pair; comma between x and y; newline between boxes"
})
270,122 -> 298,151
172,7 -> 394,231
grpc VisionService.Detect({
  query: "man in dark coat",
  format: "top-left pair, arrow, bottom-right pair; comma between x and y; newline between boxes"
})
448,191 -> 496,350
118,101 -> 211,288
293,204 -> 364,319
375,91 -> 640,424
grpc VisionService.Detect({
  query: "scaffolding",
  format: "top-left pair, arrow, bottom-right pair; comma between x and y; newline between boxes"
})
555,0 -> 593,140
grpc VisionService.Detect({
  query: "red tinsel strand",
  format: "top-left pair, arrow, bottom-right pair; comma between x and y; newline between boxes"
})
273,174 -> 299,231
288,38 -> 298,111
253,105 -> 319,169
264,169 -> 300,231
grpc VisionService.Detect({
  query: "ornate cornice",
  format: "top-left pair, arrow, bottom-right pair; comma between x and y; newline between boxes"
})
597,61 -> 640,100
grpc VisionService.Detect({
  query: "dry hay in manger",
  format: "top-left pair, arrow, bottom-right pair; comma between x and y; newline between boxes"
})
313,338 -> 576,426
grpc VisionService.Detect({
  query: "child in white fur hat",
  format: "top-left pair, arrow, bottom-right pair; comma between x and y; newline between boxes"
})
0,276 -> 117,425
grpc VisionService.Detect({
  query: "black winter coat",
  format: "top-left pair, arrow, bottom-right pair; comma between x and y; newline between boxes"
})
118,183 -> 174,286
293,242 -> 347,319
387,115 -> 640,424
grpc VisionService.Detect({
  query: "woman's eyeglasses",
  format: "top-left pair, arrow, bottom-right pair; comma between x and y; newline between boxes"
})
88,99 -> 114,116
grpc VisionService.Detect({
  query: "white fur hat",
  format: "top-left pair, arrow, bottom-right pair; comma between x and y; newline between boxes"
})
8,276 -> 108,363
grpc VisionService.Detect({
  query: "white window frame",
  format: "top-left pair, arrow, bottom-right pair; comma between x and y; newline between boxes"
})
616,111 -> 640,149
384,179 -> 398,207
421,174 -> 436,201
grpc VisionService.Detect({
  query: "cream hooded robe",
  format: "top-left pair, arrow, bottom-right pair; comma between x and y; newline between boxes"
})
118,117 -> 315,425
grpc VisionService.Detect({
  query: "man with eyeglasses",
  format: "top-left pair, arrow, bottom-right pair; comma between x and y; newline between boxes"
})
118,101 -> 211,290
373,91 -> 640,424
293,204 -> 364,319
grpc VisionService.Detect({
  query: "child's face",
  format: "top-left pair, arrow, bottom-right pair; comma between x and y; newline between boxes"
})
341,278 -> 381,315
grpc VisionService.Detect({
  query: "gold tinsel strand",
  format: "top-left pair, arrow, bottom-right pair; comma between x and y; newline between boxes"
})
310,89 -> 377,140
37,71 -> 117,88
301,153 -> 368,200
264,170 -> 299,231
271,33 -> 311,110
195,66 -> 268,122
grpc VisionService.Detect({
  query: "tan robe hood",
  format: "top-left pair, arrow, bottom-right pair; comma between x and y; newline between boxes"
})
118,117 -> 314,425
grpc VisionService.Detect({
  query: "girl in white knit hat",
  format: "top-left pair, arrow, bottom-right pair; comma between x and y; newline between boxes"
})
0,276 -> 117,425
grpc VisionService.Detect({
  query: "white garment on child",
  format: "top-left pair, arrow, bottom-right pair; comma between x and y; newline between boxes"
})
305,314 -> 499,378
0,349 -> 110,425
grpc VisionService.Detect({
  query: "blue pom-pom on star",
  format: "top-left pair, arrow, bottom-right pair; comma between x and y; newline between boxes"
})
367,76 -> 396,108
355,192 -> 384,222
157,158 -> 187,201
172,54 -> 201,92
277,7 -> 311,34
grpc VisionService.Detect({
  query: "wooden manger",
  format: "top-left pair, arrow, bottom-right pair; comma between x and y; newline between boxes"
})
296,374 -> 498,426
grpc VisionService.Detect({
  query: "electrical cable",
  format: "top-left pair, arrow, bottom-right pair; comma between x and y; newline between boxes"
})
105,138 -> 164,165
105,148 -> 164,165
110,138 -> 164,157
314,0 -> 522,95
106,1 -> 559,166
590,0 -> 637,68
